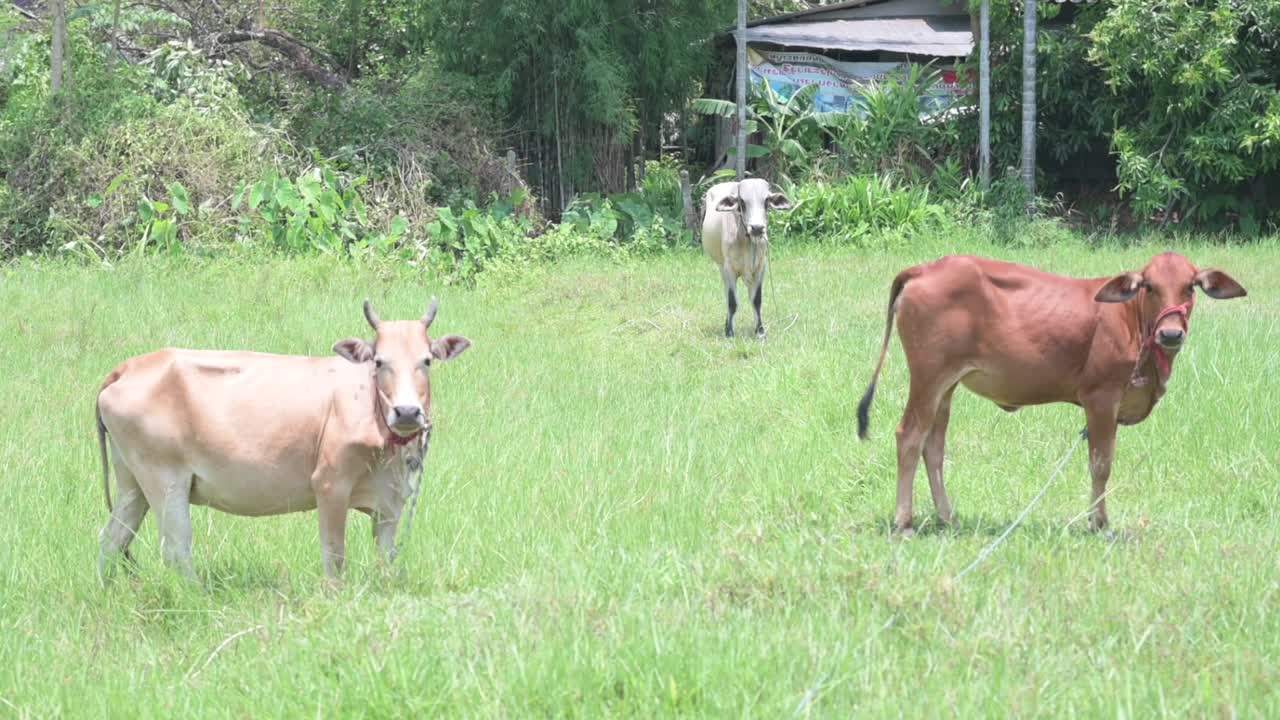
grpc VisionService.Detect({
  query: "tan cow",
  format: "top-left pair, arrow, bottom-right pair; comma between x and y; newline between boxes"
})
702,178 -> 791,338
94,299 -> 471,581
856,253 -> 1246,534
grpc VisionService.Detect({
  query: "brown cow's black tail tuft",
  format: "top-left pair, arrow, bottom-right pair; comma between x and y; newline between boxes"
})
857,269 -> 916,440
856,380 -> 877,440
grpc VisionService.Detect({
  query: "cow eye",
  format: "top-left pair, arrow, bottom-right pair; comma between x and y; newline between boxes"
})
422,356 -> 432,368
374,357 -> 385,369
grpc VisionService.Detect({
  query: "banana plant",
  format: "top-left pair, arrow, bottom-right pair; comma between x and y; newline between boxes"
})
692,81 -> 824,184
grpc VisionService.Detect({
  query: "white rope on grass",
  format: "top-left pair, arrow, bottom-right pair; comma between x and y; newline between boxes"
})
186,625 -> 265,680
791,431 -> 1085,717
953,427 -> 1088,582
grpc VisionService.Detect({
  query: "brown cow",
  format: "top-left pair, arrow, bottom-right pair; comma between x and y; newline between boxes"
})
95,299 -> 471,581
857,253 -> 1246,534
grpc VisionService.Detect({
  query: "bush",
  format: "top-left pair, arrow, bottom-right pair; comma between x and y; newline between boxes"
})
287,61 -> 521,223
1089,0 -> 1280,229
639,156 -> 685,222
0,20 -> 280,256
48,102 -> 276,254
820,64 -> 964,185
776,176 -> 945,246
233,164 -> 413,256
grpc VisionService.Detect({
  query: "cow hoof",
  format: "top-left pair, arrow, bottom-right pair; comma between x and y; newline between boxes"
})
725,327 -> 735,338
1089,516 -> 1109,533
893,523 -> 915,539
755,327 -> 766,339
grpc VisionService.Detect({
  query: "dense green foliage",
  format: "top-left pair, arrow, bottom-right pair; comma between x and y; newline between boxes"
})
6,0 -> 1280,265
423,0 -> 728,207
1090,0 -> 1280,229
968,0 -> 1280,229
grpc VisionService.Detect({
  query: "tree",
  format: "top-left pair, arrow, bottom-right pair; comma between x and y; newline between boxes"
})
425,0 -> 731,214
1089,0 -> 1280,227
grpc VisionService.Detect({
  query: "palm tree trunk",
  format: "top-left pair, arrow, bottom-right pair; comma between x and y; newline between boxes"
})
1021,0 -> 1037,199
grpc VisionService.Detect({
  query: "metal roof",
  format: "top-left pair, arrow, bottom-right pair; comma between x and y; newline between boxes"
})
746,0 -> 1095,29
730,0 -> 1096,57
745,16 -> 972,56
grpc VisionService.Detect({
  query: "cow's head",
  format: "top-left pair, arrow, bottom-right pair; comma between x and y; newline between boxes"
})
332,299 -> 471,438
715,178 -> 791,241
1095,252 -> 1246,352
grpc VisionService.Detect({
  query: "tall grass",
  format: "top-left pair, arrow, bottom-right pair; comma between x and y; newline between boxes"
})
0,235 -> 1277,716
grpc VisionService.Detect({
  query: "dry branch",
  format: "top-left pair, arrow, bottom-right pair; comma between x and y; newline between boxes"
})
216,29 -> 346,90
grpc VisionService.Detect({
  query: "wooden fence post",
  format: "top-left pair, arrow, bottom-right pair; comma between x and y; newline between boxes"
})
681,169 -> 697,244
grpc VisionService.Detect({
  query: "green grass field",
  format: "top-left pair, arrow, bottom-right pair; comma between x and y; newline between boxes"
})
1,235 -> 1278,717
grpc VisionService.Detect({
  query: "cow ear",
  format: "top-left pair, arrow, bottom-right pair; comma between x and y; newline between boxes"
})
1194,269 -> 1247,299
430,335 -> 472,362
1095,272 -> 1144,303
333,338 -> 374,363
767,192 -> 792,210
715,195 -> 740,212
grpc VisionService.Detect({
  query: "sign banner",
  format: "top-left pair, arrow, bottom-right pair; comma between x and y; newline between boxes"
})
747,48 -> 973,117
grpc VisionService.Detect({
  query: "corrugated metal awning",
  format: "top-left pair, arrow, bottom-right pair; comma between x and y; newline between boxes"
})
742,16 -> 973,56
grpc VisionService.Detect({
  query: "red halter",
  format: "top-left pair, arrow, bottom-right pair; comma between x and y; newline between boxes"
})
386,429 -> 421,448
1144,302 -> 1192,381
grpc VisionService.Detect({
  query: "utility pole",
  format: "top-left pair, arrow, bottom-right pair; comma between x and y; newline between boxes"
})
1021,0 -> 1037,199
979,0 -> 991,189
51,0 -> 67,93
735,0 -> 747,180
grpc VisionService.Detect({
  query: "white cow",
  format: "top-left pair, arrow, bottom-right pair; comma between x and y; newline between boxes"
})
701,178 -> 791,338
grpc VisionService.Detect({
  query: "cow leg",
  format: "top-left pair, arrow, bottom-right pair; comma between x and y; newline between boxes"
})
356,508 -> 400,567
722,265 -> 738,338
371,509 -> 400,565
1084,402 -> 1120,532
316,484 -> 352,579
97,459 -> 149,583
750,267 -> 766,339
153,470 -> 196,579
894,379 -> 949,534
922,385 -> 957,526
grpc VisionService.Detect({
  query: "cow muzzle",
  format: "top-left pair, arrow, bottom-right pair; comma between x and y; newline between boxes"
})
389,404 -> 427,435
1156,327 -> 1185,349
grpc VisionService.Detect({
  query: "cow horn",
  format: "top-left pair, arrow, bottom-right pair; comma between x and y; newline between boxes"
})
422,297 -> 440,329
363,300 -> 382,330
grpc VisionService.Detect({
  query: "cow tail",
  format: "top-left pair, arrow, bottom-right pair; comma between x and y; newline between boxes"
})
97,400 -> 113,513
96,370 -> 121,513
857,268 -> 916,440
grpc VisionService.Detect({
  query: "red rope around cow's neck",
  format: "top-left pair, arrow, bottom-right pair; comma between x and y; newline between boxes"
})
386,430 -> 420,448
1143,302 -> 1191,382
